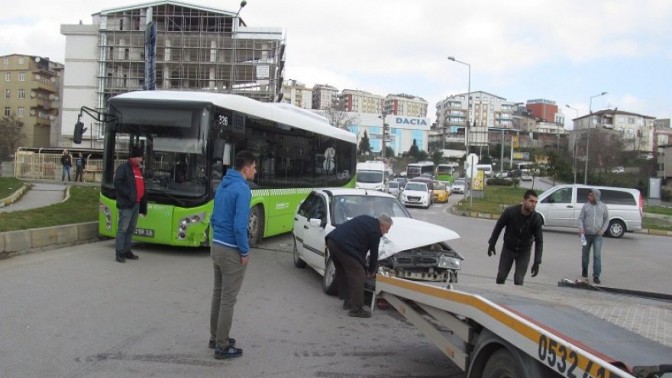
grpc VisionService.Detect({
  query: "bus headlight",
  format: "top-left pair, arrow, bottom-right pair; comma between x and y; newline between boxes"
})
100,202 -> 112,231
177,212 -> 206,240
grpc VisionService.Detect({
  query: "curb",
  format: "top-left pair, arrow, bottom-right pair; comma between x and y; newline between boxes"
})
0,183 -> 31,208
449,204 -> 672,237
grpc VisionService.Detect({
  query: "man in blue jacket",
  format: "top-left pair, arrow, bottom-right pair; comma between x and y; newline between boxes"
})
209,150 -> 256,359
113,147 -> 147,263
578,188 -> 609,284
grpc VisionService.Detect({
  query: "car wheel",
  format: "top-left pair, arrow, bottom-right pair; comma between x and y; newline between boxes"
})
293,236 -> 306,268
481,348 -> 523,378
323,254 -> 338,295
607,219 -> 625,238
248,205 -> 264,247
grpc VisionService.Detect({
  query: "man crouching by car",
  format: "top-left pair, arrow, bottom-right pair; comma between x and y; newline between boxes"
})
326,214 -> 393,318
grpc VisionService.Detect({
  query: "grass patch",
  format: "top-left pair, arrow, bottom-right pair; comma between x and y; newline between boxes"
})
0,186 -> 99,232
0,177 -> 24,199
643,216 -> 672,232
644,205 -> 672,216
455,186 -> 529,213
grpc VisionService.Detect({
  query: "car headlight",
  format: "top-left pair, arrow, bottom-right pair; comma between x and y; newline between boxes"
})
438,255 -> 461,270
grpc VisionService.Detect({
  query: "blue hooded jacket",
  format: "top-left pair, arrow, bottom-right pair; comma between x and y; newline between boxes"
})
211,169 -> 251,255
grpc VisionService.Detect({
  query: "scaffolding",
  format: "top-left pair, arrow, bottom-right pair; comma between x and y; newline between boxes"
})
95,2 -> 285,107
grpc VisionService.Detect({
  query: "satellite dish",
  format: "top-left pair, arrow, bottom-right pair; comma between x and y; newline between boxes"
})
35,57 -> 41,62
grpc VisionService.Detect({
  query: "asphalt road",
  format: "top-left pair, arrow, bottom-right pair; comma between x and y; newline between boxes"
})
0,239 -> 460,378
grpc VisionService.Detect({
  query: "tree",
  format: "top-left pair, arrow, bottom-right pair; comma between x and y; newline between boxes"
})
323,97 -> 360,130
409,139 -> 419,158
358,130 -> 371,155
384,145 -> 395,158
431,150 -> 443,165
0,116 -> 25,161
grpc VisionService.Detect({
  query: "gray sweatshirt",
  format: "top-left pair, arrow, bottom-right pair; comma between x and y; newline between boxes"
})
578,188 -> 609,235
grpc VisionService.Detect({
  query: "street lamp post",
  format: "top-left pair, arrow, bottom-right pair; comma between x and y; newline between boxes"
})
447,57 -> 471,154
380,111 -> 387,160
565,104 -> 579,183
229,1 -> 247,93
584,92 -> 607,184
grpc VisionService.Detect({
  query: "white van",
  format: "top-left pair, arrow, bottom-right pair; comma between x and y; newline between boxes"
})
356,161 -> 387,191
476,164 -> 493,177
535,184 -> 643,238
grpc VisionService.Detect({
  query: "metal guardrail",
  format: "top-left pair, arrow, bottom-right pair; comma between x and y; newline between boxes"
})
13,151 -> 103,182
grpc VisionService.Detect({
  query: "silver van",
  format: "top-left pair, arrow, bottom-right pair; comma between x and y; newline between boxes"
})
535,184 -> 643,238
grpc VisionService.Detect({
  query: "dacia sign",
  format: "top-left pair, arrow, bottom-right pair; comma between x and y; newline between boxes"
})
391,116 -> 431,130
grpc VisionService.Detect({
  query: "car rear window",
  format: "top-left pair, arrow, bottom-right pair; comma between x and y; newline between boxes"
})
576,188 -> 636,206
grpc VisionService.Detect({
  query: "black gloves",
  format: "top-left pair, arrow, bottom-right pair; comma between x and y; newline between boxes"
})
531,262 -> 540,277
487,245 -> 496,257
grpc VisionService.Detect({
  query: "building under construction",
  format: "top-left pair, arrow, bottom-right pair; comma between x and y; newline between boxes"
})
60,0 -> 286,147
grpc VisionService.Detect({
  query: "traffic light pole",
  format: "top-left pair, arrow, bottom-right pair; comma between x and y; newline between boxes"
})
73,106 -> 117,144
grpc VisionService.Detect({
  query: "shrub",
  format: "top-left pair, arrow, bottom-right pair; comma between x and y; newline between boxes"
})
486,177 -> 514,186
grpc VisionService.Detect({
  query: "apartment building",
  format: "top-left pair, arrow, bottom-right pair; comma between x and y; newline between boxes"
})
434,91 -> 516,147
339,89 -> 384,114
0,54 -> 63,148
384,94 -> 427,117
571,109 -> 656,153
526,98 -> 561,124
311,84 -> 339,110
281,79 -> 312,109
60,0 -> 285,147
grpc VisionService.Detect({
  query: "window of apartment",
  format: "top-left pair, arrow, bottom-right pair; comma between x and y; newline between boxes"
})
18,57 -> 24,64
628,117 -> 635,124
4,72 -> 10,81
3,57 -> 8,65
5,89 -> 10,99
17,107 -> 24,117
19,72 -> 25,81
18,89 -> 25,99
4,107 -> 10,117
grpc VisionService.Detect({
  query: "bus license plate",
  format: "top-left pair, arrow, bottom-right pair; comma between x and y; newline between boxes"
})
134,228 -> 154,238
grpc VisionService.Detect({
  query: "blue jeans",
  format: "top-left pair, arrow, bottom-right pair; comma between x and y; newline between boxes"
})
582,234 -> 602,278
115,204 -> 139,257
62,166 -> 71,181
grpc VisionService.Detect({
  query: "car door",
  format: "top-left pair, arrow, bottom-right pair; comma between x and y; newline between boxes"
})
301,194 -> 330,272
539,187 -> 575,227
294,193 -> 320,257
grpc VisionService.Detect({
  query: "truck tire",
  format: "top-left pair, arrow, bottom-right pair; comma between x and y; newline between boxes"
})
293,236 -> 306,268
607,219 -> 625,238
323,255 -> 338,295
481,348 -> 523,378
248,205 -> 264,247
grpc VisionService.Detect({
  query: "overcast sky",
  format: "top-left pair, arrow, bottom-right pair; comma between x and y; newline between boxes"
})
2,0 -> 672,128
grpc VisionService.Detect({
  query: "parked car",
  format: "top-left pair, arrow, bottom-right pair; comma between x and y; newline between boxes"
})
292,188 -> 463,294
394,177 -> 408,189
433,182 -> 450,203
520,169 -> 533,181
611,166 -> 625,174
400,181 -> 431,208
451,179 -> 466,194
409,176 -> 435,203
387,180 -> 401,198
535,184 -> 643,238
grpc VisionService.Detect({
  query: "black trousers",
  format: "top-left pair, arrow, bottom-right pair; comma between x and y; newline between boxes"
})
326,239 -> 366,308
496,246 -> 531,285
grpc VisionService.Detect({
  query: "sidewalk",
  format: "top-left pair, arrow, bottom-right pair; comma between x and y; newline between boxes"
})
0,179 -> 99,213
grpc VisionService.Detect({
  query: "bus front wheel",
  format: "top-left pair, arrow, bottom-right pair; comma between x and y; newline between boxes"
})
248,205 -> 264,247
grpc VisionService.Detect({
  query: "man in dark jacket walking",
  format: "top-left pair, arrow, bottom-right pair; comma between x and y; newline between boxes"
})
488,189 -> 543,285
325,214 -> 393,318
113,147 -> 147,263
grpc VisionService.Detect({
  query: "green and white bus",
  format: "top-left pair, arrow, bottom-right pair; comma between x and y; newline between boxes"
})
435,162 -> 459,183
99,91 -> 357,247
405,161 -> 435,179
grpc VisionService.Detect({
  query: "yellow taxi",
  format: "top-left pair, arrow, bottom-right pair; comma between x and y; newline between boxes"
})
433,182 -> 450,203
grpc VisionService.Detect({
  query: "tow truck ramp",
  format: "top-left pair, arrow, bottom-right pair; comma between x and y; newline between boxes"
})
374,275 -> 672,378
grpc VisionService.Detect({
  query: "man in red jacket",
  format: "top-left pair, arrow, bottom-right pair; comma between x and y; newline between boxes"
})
113,146 -> 147,263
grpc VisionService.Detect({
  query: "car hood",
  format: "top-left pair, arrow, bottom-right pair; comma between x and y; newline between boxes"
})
378,217 -> 460,260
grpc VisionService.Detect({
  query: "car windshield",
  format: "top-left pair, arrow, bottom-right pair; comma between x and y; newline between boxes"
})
330,195 -> 411,225
389,182 -> 399,188
436,183 -> 446,190
453,180 -> 465,186
405,182 -> 427,191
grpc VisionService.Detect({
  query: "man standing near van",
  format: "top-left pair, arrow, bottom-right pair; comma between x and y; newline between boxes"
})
487,189 -> 544,285
578,189 -> 609,284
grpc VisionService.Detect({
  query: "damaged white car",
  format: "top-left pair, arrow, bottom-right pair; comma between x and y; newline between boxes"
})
292,188 -> 463,295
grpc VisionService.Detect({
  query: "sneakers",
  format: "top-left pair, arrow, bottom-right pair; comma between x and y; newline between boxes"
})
348,306 -> 371,318
209,338 -> 236,349
125,251 -> 139,260
593,277 -> 601,284
115,256 -> 126,263
214,345 -> 243,359
581,270 -> 588,278
342,300 -> 352,310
